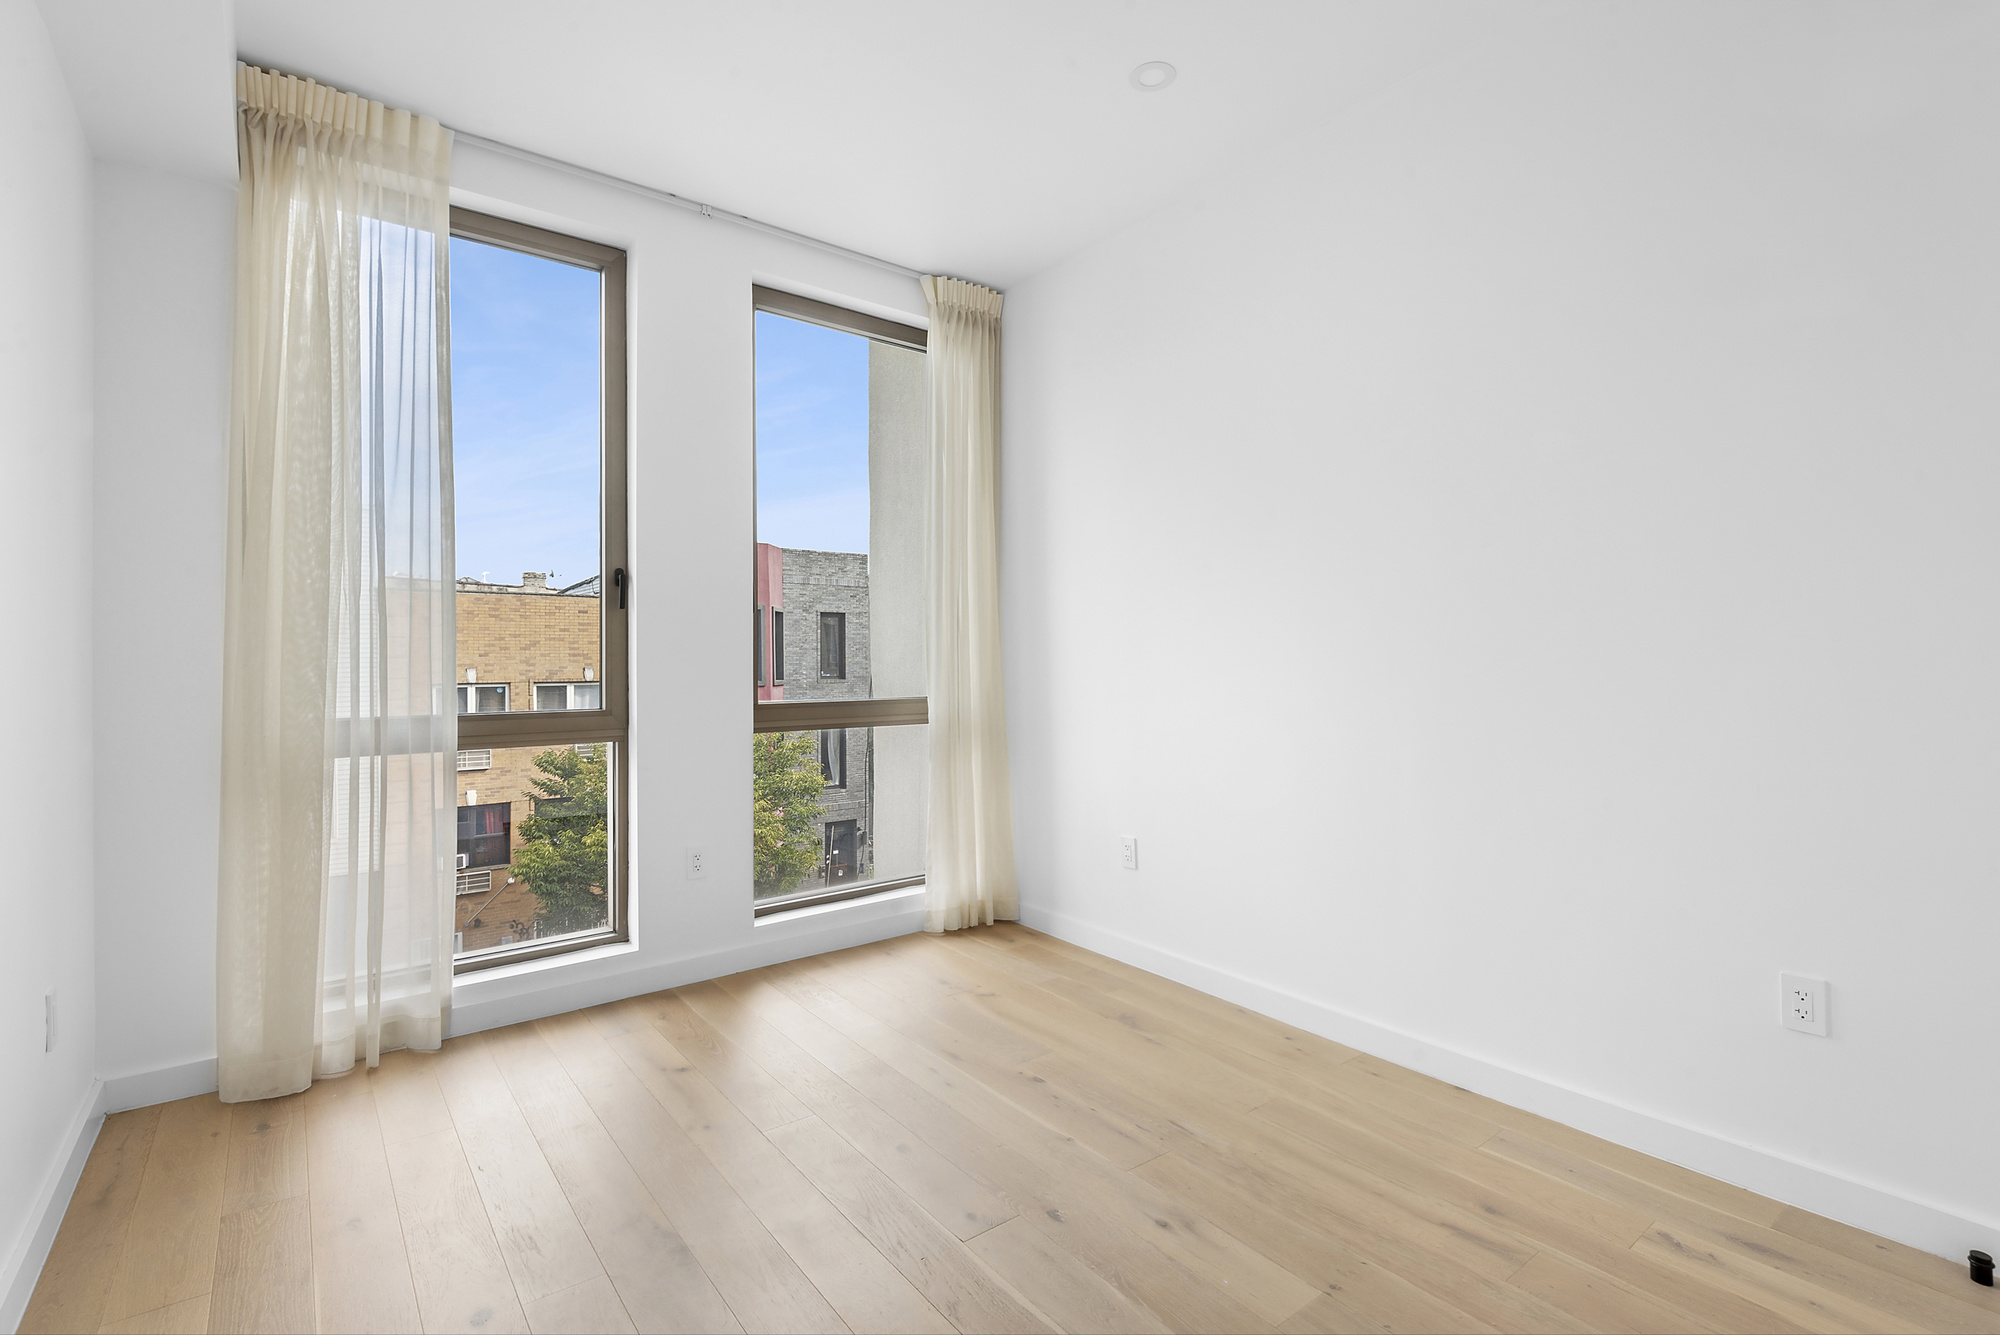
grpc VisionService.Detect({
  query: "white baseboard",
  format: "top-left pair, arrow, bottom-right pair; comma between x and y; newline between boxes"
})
450,891 -> 925,1037
1018,903 -> 1997,1265
1,1079 -> 105,1335
66,894 -> 926,1129
101,1058 -> 218,1113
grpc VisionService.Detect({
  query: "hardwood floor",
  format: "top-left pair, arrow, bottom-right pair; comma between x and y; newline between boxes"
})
23,924 -> 1998,1334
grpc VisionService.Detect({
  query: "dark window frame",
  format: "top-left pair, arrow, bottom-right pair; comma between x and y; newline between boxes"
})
818,611 -> 846,680
750,287 -> 932,919
820,727 -> 846,787
450,207 -> 630,974
457,801 -> 513,870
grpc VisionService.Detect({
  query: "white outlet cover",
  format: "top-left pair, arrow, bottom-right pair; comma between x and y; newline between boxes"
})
687,847 -> 708,879
1780,972 -> 1828,1036
1120,836 -> 1138,870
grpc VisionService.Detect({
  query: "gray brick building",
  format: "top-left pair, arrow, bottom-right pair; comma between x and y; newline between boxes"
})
757,544 -> 877,888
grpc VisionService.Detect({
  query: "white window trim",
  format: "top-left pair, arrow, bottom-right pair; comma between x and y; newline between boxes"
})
457,682 -> 510,714
532,681 -> 605,711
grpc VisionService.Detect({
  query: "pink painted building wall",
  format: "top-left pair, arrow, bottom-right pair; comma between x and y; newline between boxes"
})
755,541 -> 783,702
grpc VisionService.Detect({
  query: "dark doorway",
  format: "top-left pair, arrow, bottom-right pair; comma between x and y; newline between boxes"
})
825,819 -> 860,883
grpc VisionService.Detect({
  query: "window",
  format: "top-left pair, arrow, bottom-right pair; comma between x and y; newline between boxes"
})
449,208 -> 628,969
457,683 -> 508,714
818,611 -> 846,679
824,819 -> 861,884
457,802 -> 512,869
535,681 -> 603,711
752,287 -> 928,916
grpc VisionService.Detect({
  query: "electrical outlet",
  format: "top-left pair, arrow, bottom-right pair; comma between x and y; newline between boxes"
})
44,988 -> 56,1053
687,847 -> 708,879
1120,836 -> 1138,870
1781,973 -> 1828,1036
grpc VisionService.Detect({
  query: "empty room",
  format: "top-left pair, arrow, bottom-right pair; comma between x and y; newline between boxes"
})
3,1 -> 1997,1332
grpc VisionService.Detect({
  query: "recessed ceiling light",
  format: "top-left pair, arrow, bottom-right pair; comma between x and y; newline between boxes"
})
1130,61 -> 1177,92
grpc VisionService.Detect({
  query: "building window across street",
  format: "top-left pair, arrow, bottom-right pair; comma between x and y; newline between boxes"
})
820,728 -> 846,787
535,681 -> 602,711
457,802 -> 512,869
457,683 -> 508,714
819,611 -> 845,679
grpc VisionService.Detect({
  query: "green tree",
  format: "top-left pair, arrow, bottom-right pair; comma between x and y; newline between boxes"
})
754,731 -> 824,895
512,746 -> 609,936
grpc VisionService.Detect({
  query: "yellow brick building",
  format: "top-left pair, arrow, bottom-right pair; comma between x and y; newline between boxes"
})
453,572 -> 605,952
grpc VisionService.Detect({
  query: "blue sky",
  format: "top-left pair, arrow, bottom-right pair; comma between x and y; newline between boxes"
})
449,237 -> 600,586
756,311 -> 870,554
449,255 -> 870,577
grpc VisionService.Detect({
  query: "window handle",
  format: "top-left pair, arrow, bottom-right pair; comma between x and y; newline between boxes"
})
613,568 -> 626,610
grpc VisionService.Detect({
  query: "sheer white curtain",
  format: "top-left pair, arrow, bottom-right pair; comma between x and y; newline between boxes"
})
923,276 -> 1019,932
218,65 -> 454,1103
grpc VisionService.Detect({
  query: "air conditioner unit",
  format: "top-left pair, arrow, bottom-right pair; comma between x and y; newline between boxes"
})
456,853 -> 470,870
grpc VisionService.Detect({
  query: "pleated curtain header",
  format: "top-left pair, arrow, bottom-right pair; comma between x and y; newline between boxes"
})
236,62 -> 450,174
922,275 -> 1003,320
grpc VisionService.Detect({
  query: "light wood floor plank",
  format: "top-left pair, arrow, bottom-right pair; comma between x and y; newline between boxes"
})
94,1292 -> 210,1334
369,1048 -> 458,1148
752,964 -> 1171,1169
629,990 -> 813,1132
381,1128 -> 530,1334
29,924 -> 1982,1335
673,979 -> 1018,1240
963,1215 -> 1172,1335
765,1115 -> 1054,1333
731,965 -> 1314,1330
207,1196 -> 313,1335
706,979 -> 1281,1334
432,1033 -> 605,1306
532,1008 -> 847,1335
1133,1151 -> 1501,1334
521,1275 -> 637,1335
599,1018 -> 950,1334
218,1094 -> 307,1216
302,1073 -> 423,1334
1771,1206 -> 2000,1321
20,1106 -> 161,1335
484,1022 -> 742,1335
1507,1249 -> 1719,1335
99,1095 -> 231,1326
1637,1223 -> 1930,1334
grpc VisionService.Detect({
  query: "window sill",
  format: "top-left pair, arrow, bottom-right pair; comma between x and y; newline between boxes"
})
451,936 -> 639,986
755,882 -> 924,926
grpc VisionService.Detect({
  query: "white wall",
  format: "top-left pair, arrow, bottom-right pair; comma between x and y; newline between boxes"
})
1001,2 -> 2000,1258
0,0 -> 98,1323
91,162 -> 234,1098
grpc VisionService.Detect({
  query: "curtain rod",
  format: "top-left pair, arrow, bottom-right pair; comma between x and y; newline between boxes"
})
451,129 -> 932,284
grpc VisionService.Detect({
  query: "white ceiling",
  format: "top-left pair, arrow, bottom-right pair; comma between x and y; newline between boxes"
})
238,1 -> 1566,287
42,1 -> 1559,288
